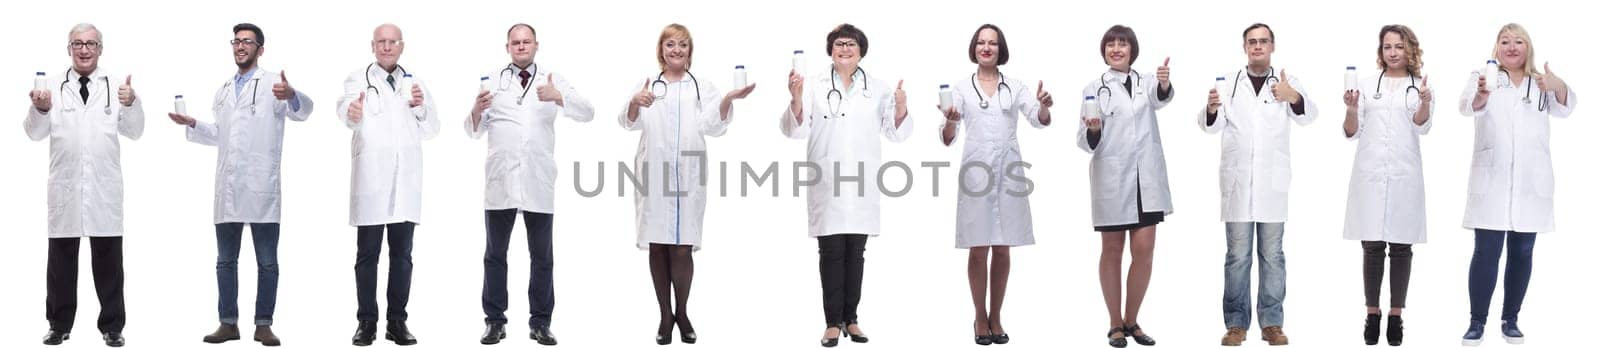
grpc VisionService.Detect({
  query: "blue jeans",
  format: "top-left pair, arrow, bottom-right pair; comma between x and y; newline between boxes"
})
216,223 -> 280,326
1222,222 -> 1286,329
1469,229 -> 1536,322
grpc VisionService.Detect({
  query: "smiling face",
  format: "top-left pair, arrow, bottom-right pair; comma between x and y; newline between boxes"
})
1380,32 -> 1408,71
1104,39 -> 1131,71
831,37 -> 861,71
1242,27 -> 1274,66
506,26 -> 537,67
1495,31 -> 1528,70
974,28 -> 1000,67
233,30 -> 263,70
661,35 -> 691,72
371,24 -> 404,69
67,28 -> 102,75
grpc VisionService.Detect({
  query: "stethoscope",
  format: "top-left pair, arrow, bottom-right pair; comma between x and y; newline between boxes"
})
1229,68 -> 1280,104
651,70 -> 701,102
59,69 -> 111,114
824,66 -> 868,119
363,62 -> 409,95
496,63 -> 538,105
222,76 -> 262,108
1095,70 -> 1143,116
1484,69 -> 1549,112
970,71 -> 1012,110
1373,70 -> 1422,115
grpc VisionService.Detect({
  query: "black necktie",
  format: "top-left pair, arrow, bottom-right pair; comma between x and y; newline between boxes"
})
1123,76 -> 1134,95
519,70 -> 532,89
386,75 -> 397,91
79,76 -> 91,104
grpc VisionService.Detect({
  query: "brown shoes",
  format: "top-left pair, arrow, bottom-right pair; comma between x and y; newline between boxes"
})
1221,327 -> 1247,346
203,324 -> 241,343
1261,326 -> 1290,345
254,325 -> 281,346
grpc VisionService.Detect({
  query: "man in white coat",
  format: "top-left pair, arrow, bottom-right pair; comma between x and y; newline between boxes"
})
465,23 -> 594,346
1199,23 -> 1317,347
25,23 -> 143,347
167,23 -> 312,347
337,23 -> 440,347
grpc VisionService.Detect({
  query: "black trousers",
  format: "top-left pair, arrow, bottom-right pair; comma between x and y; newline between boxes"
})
46,236 -> 126,333
818,234 -> 867,326
355,222 -> 415,322
1361,241 -> 1413,308
482,209 -> 555,329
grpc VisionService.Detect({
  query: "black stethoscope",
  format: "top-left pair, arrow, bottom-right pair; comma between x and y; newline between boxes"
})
652,70 -> 701,102
824,66 -> 868,119
222,75 -> 262,108
497,63 -> 538,105
59,69 -> 111,114
970,71 -> 1011,110
363,62 -> 409,95
1095,70 -> 1143,116
1373,71 -> 1423,115
1485,69 -> 1549,112
1230,68 -> 1280,104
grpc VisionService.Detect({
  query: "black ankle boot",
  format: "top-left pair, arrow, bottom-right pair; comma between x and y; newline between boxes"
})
1386,315 -> 1403,346
1364,314 -> 1381,345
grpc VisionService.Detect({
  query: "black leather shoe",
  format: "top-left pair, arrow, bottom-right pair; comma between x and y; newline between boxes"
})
386,321 -> 418,345
680,329 -> 697,344
351,321 -> 377,346
102,332 -> 126,347
481,323 -> 507,345
821,326 -> 841,347
1364,314 -> 1381,345
43,330 -> 70,345
974,320 -> 993,346
991,333 -> 1010,345
255,325 -> 282,347
1124,324 -> 1155,346
531,326 -> 558,346
1107,327 -> 1128,348
205,323 -> 241,343
844,323 -> 868,343
1386,315 -> 1404,346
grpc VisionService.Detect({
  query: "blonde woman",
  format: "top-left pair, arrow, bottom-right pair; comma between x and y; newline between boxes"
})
1340,24 -> 1431,347
1457,23 -> 1575,346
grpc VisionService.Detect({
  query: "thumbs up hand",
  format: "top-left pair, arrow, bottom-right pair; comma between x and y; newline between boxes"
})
893,79 -> 908,121
1419,75 -> 1432,104
1537,62 -> 1565,96
348,92 -> 366,124
273,71 -> 295,100
1156,57 -> 1172,90
631,78 -> 655,109
536,73 -> 564,106
117,75 -> 136,106
1271,69 -> 1300,104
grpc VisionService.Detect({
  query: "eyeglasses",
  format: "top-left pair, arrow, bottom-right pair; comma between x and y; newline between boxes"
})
229,39 -> 259,47
69,40 -> 102,50
1246,38 -> 1274,47
832,40 -> 859,49
372,39 -> 404,48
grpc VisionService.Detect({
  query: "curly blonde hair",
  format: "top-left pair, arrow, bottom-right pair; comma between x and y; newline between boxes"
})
1374,25 -> 1423,76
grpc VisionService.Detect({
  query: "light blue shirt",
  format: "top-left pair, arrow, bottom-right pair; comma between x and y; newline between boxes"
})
235,67 -> 301,111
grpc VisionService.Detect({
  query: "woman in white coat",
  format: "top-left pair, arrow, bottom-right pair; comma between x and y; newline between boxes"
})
619,23 -> 756,345
1340,24 -> 1432,347
1456,23 -> 1576,346
781,23 -> 912,347
937,24 -> 1052,346
1077,25 -> 1170,348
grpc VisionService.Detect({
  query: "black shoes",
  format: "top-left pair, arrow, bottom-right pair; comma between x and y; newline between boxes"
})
1124,324 -> 1155,346
1386,315 -> 1404,346
385,320 -> 418,345
205,323 -> 242,344
42,330 -> 70,345
974,320 -> 993,346
531,326 -> 558,346
352,320 -> 377,346
843,323 -> 868,343
102,332 -> 126,347
481,323 -> 507,345
820,326 -> 841,347
1364,314 -> 1382,345
1108,327 -> 1128,348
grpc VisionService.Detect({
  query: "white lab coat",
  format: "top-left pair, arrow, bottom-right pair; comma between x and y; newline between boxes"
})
619,73 -> 728,250
23,68 -> 145,238
465,64 -> 595,215
1457,70 -> 1578,233
1078,69 -> 1175,227
1343,73 -> 1432,244
1196,68 -> 1318,223
337,64 -> 440,227
940,74 -> 1043,248
780,68 -> 913,237
185,69 -> 315,224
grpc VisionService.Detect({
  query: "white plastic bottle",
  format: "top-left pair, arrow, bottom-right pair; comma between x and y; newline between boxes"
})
34,72 -> 47,92
174,95 -> 186,115
734,65 -> 748,88
1215,76 -> 1227,94
1085,95 -> 1101,121
938,84 -> 953,110
792,50 -> 805,76
403,73 -> 416,93
1345,66 -> 1359,92
1484,59 -> 1499,88
480,76 -> 492,93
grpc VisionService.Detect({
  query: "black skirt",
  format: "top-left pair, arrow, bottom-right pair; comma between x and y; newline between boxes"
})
1094,179 -> 1165,232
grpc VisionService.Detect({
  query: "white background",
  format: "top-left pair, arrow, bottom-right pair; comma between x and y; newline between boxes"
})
1,0 -> 1594,347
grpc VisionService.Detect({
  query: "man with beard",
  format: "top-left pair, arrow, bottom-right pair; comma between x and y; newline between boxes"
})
166,23 -> 313,347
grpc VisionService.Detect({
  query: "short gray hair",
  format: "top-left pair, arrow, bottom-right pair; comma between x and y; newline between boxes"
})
69,23 -> 101,43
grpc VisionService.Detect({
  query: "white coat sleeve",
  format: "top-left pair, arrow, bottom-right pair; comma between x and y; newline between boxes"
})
465,110 -> 487,139
1547,84 -> 1577,118
879,80 -> 912,143
1415,85 -> 1435,135
186,121 -> 221,146
1017,80 -> 1046,129
1459,71 -> 1487,118
553,73 -> 595,123
1076,82 -> 1098,153
1149,72 -> 1174,111
114,74 -> 145,141
268,71 -> 314,122
938,85 -> 964,146
699,81 -> 730,137
337,72 -> 363,129
411,77 -> 441,141
23,97 -> 53,141
1285,75 -> 1316,126
780,79 -> 812,139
